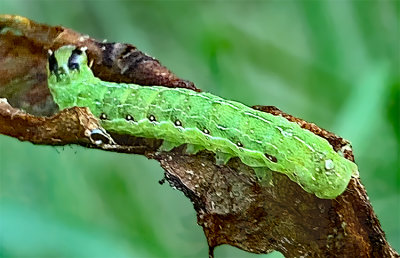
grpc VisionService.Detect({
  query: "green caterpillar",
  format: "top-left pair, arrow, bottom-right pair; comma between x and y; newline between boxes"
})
47,45 -> 358,199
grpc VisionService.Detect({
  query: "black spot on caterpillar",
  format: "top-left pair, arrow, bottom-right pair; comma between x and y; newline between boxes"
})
67,48 -> 83,71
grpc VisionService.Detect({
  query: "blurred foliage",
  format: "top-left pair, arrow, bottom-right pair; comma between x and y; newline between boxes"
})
0,0 -> 399,257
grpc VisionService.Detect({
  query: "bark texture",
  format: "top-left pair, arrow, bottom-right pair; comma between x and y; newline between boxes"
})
0,15 -> 398,258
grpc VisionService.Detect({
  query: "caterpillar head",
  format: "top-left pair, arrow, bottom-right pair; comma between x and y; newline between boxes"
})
47,45 -> 89,83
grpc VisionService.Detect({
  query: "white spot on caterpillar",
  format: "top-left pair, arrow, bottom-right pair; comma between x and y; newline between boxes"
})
99,113 -> 107,120
125,114 -> 134,121
149,115 -> 156,121
325,159 -> 334,170
174,120 -> 182,126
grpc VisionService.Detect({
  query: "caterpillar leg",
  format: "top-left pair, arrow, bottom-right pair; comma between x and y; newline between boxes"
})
253,167 -> 274,186
159,140 -> 181,152
215,152 -> 233,166
185,144 -> 205,155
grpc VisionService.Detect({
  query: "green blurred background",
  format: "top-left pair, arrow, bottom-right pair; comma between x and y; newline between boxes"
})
0,1 -> 399,257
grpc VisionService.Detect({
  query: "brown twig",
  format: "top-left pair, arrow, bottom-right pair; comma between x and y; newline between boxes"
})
0,15 -> 398,257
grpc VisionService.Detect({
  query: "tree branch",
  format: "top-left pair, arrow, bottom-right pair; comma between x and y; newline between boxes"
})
0,15 -> 398,257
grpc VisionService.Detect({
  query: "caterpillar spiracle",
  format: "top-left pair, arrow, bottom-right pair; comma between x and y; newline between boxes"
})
47,45 -> 358,199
